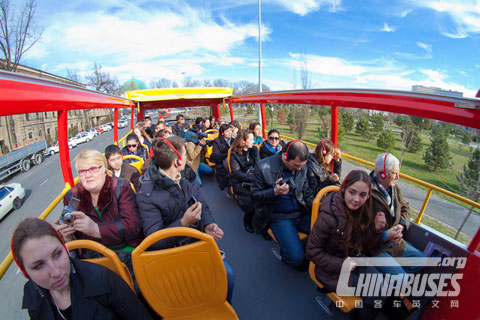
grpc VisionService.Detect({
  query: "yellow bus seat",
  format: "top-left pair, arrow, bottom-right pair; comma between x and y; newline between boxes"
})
122,155 -> 144,174
226,148 -> 237,200
205,145 -> 215,167
131,227 -> 239,320
205,129 -> 219,141
66,239 -> 135,293
309,185 -> 362,313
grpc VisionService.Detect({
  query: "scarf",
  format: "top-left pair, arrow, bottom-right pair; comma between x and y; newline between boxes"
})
372,171 -> 395,217
265,141 -> 282,154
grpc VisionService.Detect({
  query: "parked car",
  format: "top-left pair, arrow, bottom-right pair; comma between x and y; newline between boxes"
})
0,183 -> 26,220
85,130 -> 96,140
100,124 -> 112,132
118,120 -> 128,128
44,141 -> 73,155
74,132 -> 91,144
68,138 -> 78,148
96,127 -> 104,133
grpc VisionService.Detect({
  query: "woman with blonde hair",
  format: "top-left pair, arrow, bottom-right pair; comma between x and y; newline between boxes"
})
56,149 -> 143,259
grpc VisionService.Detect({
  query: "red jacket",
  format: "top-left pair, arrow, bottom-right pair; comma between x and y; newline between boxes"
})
64,175 -> 143,247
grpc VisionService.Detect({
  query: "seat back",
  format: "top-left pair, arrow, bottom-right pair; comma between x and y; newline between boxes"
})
204,145 -> 215,167
132,227 -> 229,318
205,129 -> 219,141
310,185 -> 340,230
122,155 -> 144,174
66,240 -> 135,292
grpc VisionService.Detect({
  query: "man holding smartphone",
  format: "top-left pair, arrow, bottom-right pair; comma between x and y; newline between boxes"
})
136,136 -> 233,302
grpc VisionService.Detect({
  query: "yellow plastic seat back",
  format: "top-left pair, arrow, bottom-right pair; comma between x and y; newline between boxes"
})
122,155 -> 144,174
204,145 -> 215,167
66,240 -> 135,293
131,227 -> 238,319
309,185 -> 362,313
205,129 -> 219,141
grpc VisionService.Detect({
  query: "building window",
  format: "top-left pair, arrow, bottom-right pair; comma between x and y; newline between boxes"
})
38,130 -> 42,137
47,128 -> 50,135
36,112 -> 40,120
44,112 -> 48,118
25,114 -> 29,120
28,132 -> 33,139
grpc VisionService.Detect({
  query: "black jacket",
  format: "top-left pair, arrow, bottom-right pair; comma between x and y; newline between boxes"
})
172,124 -> 187,137
229,147 -> 260,213
306,153 -> 342,194
259,140 -> 286,159
136,163 -> 215,250
22,259 -> 151,320
121,145 -> 148,161
210,136 -> 231,190
251,152 -> 314,232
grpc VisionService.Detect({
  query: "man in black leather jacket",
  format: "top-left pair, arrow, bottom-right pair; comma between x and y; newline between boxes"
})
252,140 -> 314,269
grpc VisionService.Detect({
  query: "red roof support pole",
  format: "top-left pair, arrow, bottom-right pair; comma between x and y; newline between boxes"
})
331,104 -> 339,147
212,103 -> 221,119
113,108 -> 119,145
260,103 -> 267,139
137,104 -> 144,121
468,225 -> 480,252
229,103 -> 234,121
57,110 -> 74,187
130,108 -> 135,130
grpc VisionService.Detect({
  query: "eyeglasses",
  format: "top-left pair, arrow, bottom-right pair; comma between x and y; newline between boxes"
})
78,166 -> 102,177
127,144 -> 138,148
268,137 -> 280,141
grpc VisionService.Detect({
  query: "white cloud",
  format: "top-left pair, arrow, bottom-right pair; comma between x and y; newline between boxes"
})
416,41 -> 432,54
407,0 -> 480,38
271,0 -> 343,16
398,9 -> 413,18
381,23 -> 398,32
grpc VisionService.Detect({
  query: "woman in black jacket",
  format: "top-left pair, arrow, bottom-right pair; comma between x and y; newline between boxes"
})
259,129 -> 286,159
306,140 -> 342,195
229,129 -> 260,233
210,124 -> 233,190
12,218 -> 151,320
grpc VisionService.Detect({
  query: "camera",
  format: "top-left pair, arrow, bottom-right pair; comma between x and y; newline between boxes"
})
196,132 -> 208,139
282,176 -> 297,192
59,197 -> 79,225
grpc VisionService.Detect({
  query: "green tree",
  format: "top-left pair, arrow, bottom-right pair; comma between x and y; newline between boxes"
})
340,111 -> 354,132
355,115 -> 371,140
338,115 -> 345,142
317,106 -> 330,139
459,129 -> 472,145
394,114 -> 404,127
369,113 -> 384,136
287,107 -> 294,125
292,105 -> 310,139
423,124 -> 451,171
377,128 -> 395,150
455,148 -> 480,239
399,117 -> 423,163
410,116 -> 432,132
276,108 -> 287,135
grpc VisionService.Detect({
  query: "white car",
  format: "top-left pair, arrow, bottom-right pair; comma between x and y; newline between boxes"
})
68,138 -> 78,148
74,132 -> 91,144
0,183 -> 26,220
85,130 -> 96,140
44,142 -> 73,155
118,120 -> 128,128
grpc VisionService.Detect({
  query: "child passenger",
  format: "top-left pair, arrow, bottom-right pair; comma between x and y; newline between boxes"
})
306,170 -> 386,319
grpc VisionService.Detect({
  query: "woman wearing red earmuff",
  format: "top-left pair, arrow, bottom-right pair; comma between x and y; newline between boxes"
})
249,122 -> 264,145
228,129 -> 260,233
306,170 -> 387,319
306,140 -> 342,194
211,124 -> 234,191
11,218 -> 151,320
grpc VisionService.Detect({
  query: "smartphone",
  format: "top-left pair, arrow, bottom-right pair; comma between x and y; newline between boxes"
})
188,195 -> 198,207
59,197 -> 80,225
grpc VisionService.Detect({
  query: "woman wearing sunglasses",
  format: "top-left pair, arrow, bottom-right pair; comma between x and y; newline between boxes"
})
56,149 -> 143,263
121,133 -> 148,162
259,129 -> 286,159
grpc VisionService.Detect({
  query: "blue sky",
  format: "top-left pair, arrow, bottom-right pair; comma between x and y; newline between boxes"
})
23,0 -> 480,97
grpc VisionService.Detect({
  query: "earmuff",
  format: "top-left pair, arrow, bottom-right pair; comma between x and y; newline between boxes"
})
379,152 -> 389,179
219,126 -> 224,136
242,130 -> 246,144
320,140 -> 327,155
249,123 -> 256,130
11,222 -> 69,279
283,139 -> 300,161
160,139 -> 182,166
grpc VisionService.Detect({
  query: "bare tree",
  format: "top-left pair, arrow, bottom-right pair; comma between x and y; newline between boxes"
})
65,68 -> 82,83
0,0 -> 42,71
149,78 -> 178,88
299,53 -> 311,90
86,62 -> 120,95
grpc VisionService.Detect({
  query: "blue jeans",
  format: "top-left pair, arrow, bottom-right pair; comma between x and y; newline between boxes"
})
270,214 -> 311,268
196,163 -> 213,186
223,259 -> 235,304
375,241 -> 425,275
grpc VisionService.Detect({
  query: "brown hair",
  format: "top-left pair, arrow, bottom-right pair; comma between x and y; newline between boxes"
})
340,170 -> 373,256
153,136 -> 185,170
134,126 -> 152,144
314,140 -> 335,168
11,218 -> 64,276
231,129 -> 253,154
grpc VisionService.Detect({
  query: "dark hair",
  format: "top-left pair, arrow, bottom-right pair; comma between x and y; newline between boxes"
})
11,218 -> 63,274
267,129 -> 280,137
154,129 -> 170,139
195,117 -> 204,126
104,144 -> 122,160
144,116 -> 152,121
176,114 -> 185,121
314,140 -> 335,167
340,170 -> 373,255
126,133 -> 140,144
231,129 -> 253,154
219,124 -> 231,136
284,140 -> 309,161
208,116 -> 216,124
153,136 -> 185,170
229,120 -> 241,130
